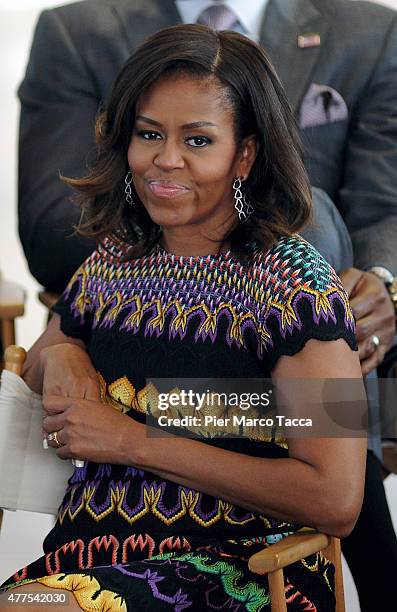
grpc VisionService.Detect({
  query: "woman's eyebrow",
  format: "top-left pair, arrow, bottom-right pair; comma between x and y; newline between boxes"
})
135,115 -> 217,129
181,121 -> 218,129
135,115 -> 162,126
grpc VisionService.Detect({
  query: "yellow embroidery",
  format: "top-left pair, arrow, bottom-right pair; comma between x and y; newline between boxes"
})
36,574 -> 127,611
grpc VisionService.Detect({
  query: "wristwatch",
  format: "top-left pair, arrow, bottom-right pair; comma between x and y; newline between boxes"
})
369,266 -> 397,317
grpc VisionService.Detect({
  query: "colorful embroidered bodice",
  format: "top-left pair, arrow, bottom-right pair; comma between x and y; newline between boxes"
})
31,235 -> 356,573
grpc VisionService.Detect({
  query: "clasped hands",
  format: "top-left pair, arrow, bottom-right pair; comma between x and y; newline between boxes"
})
339,268 -> 396,376
40,344 -> 140,464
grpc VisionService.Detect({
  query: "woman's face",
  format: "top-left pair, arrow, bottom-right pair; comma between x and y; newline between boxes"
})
127,74 -> 256,242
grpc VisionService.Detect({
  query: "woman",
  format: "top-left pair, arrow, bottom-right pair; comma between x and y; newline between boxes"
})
2,25 -> 366,611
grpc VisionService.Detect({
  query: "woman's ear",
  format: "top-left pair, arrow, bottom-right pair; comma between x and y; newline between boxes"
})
236,135 -> 258,179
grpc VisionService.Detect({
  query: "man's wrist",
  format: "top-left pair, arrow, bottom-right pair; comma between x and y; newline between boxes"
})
368,266 -> 397,316
368,266 -> 394,284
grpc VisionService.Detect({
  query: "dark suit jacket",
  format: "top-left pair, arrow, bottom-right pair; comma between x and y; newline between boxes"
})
18,0 -> 397,291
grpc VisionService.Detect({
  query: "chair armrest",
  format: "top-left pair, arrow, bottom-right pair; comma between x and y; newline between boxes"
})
4,345 -> 27,375
248,530 -> 331,574
0,280 -> 25,319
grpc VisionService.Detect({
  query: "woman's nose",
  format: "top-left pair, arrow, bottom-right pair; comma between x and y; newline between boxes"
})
153,139 -> 184,170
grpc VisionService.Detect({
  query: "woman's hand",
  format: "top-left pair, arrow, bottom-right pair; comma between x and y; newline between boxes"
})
42,395 -> 138,464
40,343 -> 100,400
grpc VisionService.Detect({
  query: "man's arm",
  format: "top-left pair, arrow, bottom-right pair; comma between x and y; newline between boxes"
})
18,9 -> 98,292
338,15 -> 397,276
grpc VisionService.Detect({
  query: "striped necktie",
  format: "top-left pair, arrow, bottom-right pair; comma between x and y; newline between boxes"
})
196,4 -> 246,34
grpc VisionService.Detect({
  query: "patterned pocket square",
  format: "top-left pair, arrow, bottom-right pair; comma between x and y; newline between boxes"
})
299,84 -> 348,128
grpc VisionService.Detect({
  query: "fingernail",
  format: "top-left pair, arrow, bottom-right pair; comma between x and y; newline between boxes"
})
43,438 -> 48,450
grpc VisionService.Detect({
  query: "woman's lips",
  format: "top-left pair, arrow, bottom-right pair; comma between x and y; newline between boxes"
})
148,180 -> 190,198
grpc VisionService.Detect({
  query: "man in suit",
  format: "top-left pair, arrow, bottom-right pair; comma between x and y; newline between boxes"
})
18,1 -> 397,608
19,0 -> 396,372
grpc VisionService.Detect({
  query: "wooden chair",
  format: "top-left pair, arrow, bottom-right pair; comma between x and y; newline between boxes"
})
0,278 -> 25,357
0,346 -> 346,611
248,529 -> 345,611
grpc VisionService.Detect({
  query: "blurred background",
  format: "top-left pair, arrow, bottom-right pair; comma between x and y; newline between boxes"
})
0,1 -> 396,609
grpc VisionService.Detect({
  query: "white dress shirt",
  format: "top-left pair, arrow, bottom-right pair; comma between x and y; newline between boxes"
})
175,0 -> 269,42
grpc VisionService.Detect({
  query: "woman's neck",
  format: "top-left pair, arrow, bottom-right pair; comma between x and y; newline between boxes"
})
159,230 -> 230,257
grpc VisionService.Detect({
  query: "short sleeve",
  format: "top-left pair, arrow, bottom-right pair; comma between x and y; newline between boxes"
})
259,236 -> 357,371
51,237 -> 130,342
51,258 -> 95,343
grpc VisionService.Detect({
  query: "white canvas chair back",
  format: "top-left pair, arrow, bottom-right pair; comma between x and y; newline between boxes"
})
0,348 -> 73,515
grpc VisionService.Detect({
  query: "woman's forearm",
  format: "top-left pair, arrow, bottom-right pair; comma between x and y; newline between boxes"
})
20,314 -> 88,394
131,431 -> 365,538
21,354 -> 45,394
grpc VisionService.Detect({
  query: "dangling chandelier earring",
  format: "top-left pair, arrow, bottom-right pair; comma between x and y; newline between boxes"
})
125,170 -> 136,206
233,177 -> 253,222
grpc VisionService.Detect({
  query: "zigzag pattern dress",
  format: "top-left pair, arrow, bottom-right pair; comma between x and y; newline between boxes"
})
2,235 -> 357,611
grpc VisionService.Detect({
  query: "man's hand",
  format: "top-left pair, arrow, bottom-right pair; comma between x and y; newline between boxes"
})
42,395 -> 138,464
339,268 -> 395,376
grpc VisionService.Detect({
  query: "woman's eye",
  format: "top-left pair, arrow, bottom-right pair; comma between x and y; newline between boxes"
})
186,136 -> 211,148
138,130 -> 162,140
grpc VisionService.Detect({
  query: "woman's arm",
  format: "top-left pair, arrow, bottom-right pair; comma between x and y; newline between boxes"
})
44,338 -> 367,538
21,313 -> 99,399
131,339 -> 366,537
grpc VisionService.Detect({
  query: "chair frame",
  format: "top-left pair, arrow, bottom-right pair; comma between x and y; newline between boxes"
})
0,281 -> 25,353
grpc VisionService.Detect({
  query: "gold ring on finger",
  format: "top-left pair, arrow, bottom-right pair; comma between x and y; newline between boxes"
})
53,431 -> 63,447
371,334 -> 380,349
48,431 -> 63,448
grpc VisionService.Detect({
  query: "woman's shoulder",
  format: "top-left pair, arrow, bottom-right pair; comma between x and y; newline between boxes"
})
251,235 -> 357,369
253,234 -> 344,301
94,236 -> 131,263
75,236 -> 139,275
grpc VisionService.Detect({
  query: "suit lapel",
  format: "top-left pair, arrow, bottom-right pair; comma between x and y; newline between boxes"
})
260,0 -> 333,113
109,0 -> 182,53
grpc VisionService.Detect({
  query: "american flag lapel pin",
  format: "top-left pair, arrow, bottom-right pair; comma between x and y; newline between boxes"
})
297,33 -> 321,48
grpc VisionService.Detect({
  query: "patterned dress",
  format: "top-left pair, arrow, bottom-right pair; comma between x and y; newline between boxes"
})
2,235 -> 356,611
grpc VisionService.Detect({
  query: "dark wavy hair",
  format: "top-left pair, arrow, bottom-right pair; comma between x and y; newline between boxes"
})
67,24 -> 312,258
